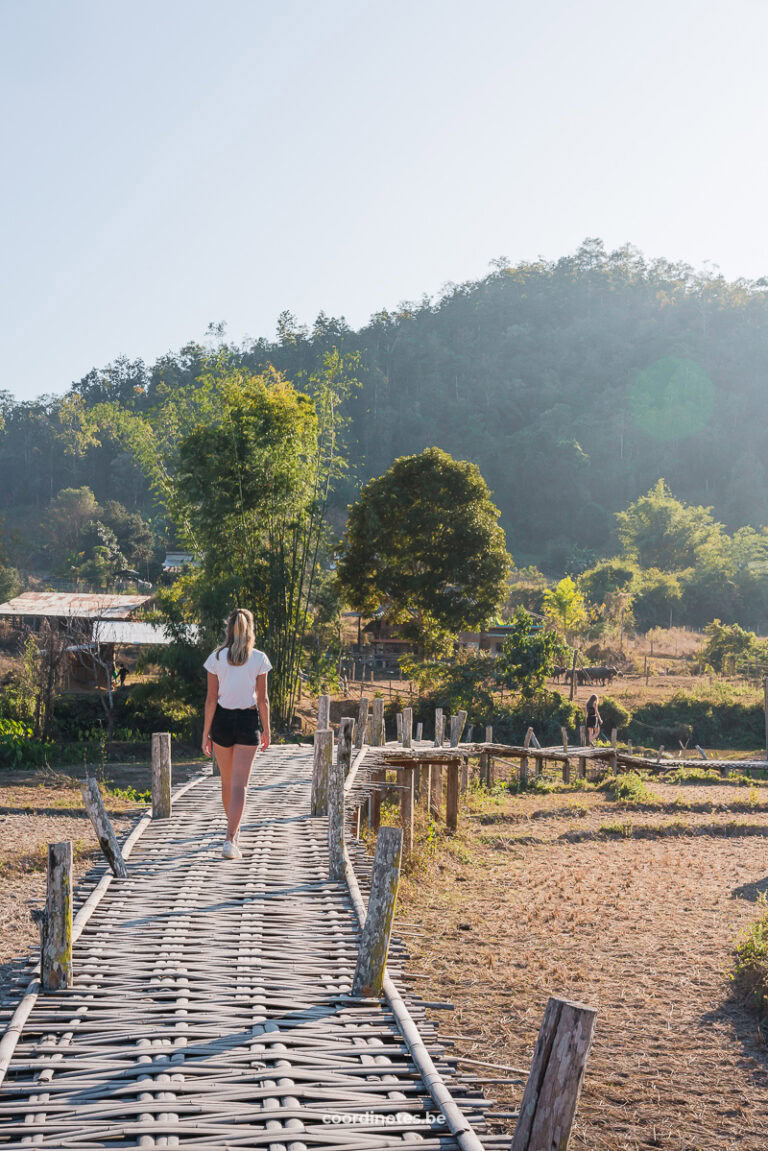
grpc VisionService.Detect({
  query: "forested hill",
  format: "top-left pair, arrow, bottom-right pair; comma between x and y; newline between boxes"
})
4,237 -> 768,573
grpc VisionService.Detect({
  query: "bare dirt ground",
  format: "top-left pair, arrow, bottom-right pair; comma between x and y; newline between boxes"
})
398,780 -> 768,1150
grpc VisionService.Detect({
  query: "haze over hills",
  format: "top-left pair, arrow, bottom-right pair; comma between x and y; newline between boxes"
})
3,238 -> 768,573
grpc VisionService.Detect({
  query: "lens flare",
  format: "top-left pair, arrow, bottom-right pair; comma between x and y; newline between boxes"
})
629,357 -> 714,441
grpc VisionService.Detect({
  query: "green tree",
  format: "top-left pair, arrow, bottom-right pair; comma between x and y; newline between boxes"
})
44,486 -> 101,562
336,447 -> 510,651
616,480 -> 721,571
701,619 -> 758,673
495,608 -> 564,698
542,576 -> 587,641
632,568 -> 682,631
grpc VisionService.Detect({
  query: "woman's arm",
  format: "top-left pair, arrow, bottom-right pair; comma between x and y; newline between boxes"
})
256,673 -> 271,750
202,672 -> 218,756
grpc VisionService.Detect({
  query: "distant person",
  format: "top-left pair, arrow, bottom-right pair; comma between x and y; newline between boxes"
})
117,664 -> 128,688
202,608 -> 272,859
585,694 -> 602,744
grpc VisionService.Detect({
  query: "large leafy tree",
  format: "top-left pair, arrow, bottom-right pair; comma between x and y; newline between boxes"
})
336,447 -> 510,651
495,608 -> 564,698
616,480 -> 720,571
541,576 -> 588,641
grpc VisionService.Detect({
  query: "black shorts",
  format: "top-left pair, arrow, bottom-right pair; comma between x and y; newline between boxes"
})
209,704 -> 261,748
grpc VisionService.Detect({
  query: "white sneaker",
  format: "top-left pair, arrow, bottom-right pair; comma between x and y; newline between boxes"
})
222,840 -> 242,860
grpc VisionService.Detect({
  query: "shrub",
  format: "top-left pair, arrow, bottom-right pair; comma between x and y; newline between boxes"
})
0,718 -> 51,766
732,895 -> 768,1027
600,771 -> 658,804
595,695 -> 630,735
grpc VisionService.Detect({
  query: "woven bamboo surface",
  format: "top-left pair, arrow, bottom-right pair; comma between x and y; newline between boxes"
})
0,746 -> 506,1150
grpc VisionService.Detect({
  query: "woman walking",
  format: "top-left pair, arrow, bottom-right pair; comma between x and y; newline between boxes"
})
585,693 -> 602,745
202,609 -> 271,858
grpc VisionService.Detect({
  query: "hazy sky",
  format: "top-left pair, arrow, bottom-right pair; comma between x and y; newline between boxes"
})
2,0 -> 766,401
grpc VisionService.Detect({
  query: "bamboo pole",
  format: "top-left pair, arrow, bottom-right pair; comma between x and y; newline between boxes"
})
402,706 -> 413,748
434,707 -> 444,747
415,721 -> 423,742
328,746 -> 345,881
338,716 -> 354,778
355,696 -> 369,748
371,697 -> 384,747
317,693 -> 331,731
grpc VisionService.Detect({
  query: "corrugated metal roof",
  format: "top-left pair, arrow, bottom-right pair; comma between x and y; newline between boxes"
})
0,592 -> 153,620
91,620 -> 199,646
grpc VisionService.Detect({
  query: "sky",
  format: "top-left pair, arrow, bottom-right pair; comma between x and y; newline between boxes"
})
2,0 -> 767,401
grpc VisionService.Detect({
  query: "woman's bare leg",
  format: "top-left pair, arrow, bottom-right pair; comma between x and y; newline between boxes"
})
213,743 -> 234,825
226,743 -> 259,841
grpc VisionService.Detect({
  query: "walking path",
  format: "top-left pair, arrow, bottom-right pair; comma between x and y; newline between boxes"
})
0,746 -> 502,1150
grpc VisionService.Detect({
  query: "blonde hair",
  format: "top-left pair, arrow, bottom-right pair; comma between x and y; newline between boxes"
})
217,608 -> 255,666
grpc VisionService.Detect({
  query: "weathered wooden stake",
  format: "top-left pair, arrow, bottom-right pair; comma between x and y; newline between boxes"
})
421,763 -> 431,810
81,779 -> 127,878
569,650 -> 578,701
479,750 -> 489,788
579,725 -> 586,747
356,696 -> 369,748
485,725 -> 493,743
446,763 -> 460,830
396,711 -> 403,742
434,708 -> 444,747
430,765 -> 442,818
371,698 -> 384,747
512,995 -> 597,1151
338,717 -> 354,777
401,707 -> 413,748
41,841 -> 73,992
461,760 -> 470,791
328,748 -> 345,881
351,827 -> 403,997
415,721 -> 423,742
317,693 -> 331,731
400,767 -> 415,853
311,729 -> 333,816
611,727 -> 618,772
151,732 -> 172,819
370,768 -> 385,830
561,726 -> 570,784
520,727 -> 534,789
449,710 -> 467,747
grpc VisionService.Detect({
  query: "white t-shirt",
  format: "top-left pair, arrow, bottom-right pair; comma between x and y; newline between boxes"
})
203,647 -> 272,709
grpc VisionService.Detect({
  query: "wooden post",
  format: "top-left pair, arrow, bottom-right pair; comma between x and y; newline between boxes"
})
356,695 -> 370,750
338,717 -> 354,777
81,779 -> 127,878
485,724 -> 493,743
461,759 -> 470,791
41,841 -> 73,992
311,729 -> 333,816
328,746 -> 345,881
520,727 -> 533,789
644,655 -> 649,687
561,726 -> 570,784
396,711 -> 403,743
370,768 -> 385,831
317,693 -> 331,731
579,725 -> 586,746
449,709 -> 468,747
400,767 -> 415,854
351,827 -> 403,997
371,698 -> 384,747
415,721 -> 423,742
479,751 -> 489,788
569,650 -> 578,701
434,707 -> 444,747
402,707 -> 413,748
430,765 -> 442,818
611,728 -> 618,772
512,995 -> 597,1151
446,763 -> 460,830
420,764 -> 431,810
151,732 -> 172,819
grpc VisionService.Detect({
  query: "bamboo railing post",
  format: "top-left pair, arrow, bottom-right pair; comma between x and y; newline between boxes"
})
356,697 -> 369,749
434,707 -> 444,747
485,724 -> 493,743
400,767 -> 415,854
512,995 -> 597,1151
351,827 -> 403,997
311,729 -> 333,816
328,748 -> 345,881
41,841 -> 73,992
430,765 -> 442,819
338,717 -> 354,777
396,711 -> 403,743
370,768 -> 385,830
371,698 -> 384,747
415,721 -> 423,742
151,732 -> 172,819
317,693 -> 331,731
402,707 -> 413,748
561,726 -> 570,784
81,779 -> 127,878
446,763 -> 460,830
520,727 -> 534,789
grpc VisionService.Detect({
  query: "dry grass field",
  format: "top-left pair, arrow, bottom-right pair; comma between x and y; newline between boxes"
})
397,777 -> 768,1150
